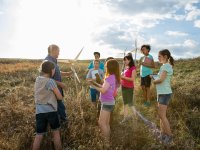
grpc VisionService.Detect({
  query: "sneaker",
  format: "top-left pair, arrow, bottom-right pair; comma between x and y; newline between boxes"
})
143,101 -> 150,107
161,134 -> 173,145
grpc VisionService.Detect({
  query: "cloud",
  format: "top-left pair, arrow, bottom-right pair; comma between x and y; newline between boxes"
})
183,39 -> 198,48
105,0 -> 180,14
94,24 -> 134,50
165,31 -> 188,36
137,36 -> 199,59
185,1 -> 197,11
186,8 -> 200,21
194,20 -> 200,27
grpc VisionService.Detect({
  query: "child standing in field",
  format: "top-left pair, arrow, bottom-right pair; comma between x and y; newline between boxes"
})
89,59 -> 120,147
32,61 -> 62,150
120,55 -> 137,123
139,44 -> 155,106
87,52 -> 105,73
86,60 -> 104,107
152,49 -> 174,144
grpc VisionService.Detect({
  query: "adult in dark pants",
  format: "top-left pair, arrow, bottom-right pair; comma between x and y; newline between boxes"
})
45,44 -> 72,125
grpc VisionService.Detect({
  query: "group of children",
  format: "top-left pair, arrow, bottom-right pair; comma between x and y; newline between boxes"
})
33,44 -> 174,149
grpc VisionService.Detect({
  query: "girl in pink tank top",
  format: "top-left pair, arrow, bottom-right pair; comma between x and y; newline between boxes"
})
120,54 -> 137,124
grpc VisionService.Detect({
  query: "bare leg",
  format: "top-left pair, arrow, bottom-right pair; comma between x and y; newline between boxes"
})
141,86 -> 147,101
146,87 -> 151,103
123,104 -> 129,118
52,130 -> 62,150
98,110 -> 111,141
158,104 -> 172,136
32,134 -> 43,150
131,106 -> 137,118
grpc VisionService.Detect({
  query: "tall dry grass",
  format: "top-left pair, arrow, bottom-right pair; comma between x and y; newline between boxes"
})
0,58 -> 199,150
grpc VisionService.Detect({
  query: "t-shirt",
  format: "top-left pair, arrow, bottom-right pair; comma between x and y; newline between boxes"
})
45,55 -> 63,97
87,60 -> 105,72
121,66 -> 136,88
156,63 -> 173,94
35,76 -> 58,114
140,54 -> 154,77
100,74 -> 116,104
86,68 -> 104,88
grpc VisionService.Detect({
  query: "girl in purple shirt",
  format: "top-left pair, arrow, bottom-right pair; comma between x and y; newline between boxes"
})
90,59 -> 120,147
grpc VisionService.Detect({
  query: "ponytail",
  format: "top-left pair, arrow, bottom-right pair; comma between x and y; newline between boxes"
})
159,49 -> 174,66
169,55 -> 174,66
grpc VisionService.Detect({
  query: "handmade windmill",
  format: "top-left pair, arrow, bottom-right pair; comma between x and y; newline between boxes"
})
70,47 -> 84,83
65,47 -> 84,95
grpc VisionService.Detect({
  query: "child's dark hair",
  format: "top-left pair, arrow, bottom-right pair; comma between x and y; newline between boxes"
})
40,61 -> 55,77
123,55 -> 135,68
141,44 -> 151,52
94,52 -> 100,57
159,49 -> 174,66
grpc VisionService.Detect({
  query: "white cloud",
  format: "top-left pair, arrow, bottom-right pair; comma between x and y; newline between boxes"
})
165,31 -> 188,36
183,39 -> 197,48
186,9 -> 200,21
172,14 -> 185,20
185,1 -> 197,11
194,20 -> 200,27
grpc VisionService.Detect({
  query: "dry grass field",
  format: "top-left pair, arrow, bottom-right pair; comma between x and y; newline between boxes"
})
0,58 -> 199,150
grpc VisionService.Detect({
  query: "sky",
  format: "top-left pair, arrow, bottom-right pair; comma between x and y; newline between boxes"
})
0,0 -> 200,60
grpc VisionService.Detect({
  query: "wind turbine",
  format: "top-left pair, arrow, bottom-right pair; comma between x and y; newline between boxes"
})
133,38 -> 138,66
130,38 -> 141,66
119,48 -> 127,73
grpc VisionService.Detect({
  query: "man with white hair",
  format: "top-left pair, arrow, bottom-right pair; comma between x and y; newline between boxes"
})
45,44 -> 72,125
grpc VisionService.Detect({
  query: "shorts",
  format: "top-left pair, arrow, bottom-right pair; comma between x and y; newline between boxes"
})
121,86 -> 134,106
36,112 -> 60,134
101,104 -> 115,112
141,75 -> 151,87
157,94 -> 172,105
90,88 -> 100,102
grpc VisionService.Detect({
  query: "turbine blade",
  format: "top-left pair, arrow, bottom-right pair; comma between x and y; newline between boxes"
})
74,47 -> 84,61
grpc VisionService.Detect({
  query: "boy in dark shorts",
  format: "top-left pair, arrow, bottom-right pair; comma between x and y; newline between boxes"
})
32,61 -> 62,150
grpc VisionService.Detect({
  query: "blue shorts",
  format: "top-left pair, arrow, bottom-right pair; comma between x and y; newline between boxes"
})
101,104 -> 115,112
157,94 -> 172,105
36,112 -> 60,135
90,88 -> 100,102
